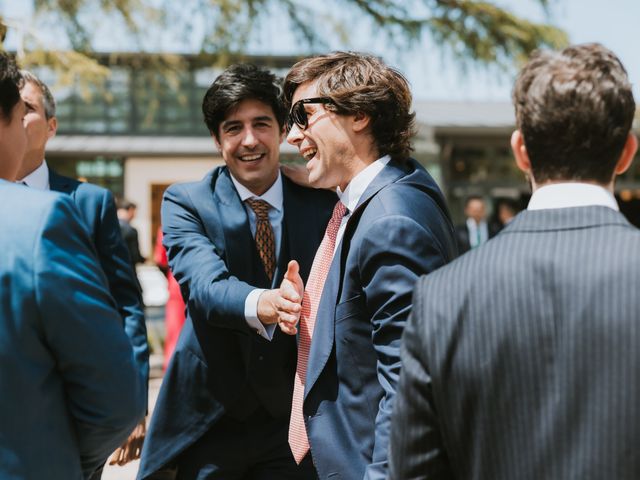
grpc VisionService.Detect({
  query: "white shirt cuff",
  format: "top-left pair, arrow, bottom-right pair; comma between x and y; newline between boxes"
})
244,288 -> 276,341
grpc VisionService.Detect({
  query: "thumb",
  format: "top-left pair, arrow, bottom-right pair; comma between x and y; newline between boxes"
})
285,260 -> 300,281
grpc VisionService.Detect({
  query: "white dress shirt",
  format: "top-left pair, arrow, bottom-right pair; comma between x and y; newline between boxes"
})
528,182 -> 619,211
18,159 -> 50,190
335,155 -> 391,252
230,172 -> 284,340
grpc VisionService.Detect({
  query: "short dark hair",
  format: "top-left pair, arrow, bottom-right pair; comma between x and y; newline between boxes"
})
117,199 -> 136,210
513,43 -> 636,184
283,51 -> 416,161
202,64 -> 285,140
0,52 -> 23,123
465,195 -> 484,207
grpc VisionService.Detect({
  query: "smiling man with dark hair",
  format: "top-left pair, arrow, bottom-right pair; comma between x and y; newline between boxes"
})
138,63 -> 335,480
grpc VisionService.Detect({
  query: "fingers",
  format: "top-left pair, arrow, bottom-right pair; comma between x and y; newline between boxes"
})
108,446 -> 125,465
279,281 -> 302,305
284,260 -> 300,282
278,320 -> 298,336
107,420 -> 146,466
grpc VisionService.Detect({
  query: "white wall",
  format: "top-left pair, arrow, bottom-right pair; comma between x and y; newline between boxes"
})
124,156 -> 224,257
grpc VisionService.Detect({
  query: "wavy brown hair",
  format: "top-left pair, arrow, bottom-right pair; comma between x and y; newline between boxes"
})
513,43 -> 635,184
284,52 -> 416,161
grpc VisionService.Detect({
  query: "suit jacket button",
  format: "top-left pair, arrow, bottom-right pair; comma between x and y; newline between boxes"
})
258,355 -> 264,361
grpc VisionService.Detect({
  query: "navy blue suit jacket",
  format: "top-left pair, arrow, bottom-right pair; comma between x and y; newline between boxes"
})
0,181 -> 146,479
49,169 -> 149,389
138,167 -> 335,478
303,159 -> 457,480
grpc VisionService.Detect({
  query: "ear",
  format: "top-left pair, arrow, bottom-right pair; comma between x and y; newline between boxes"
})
279,124 -> 286,144
613,133 -> 638,175
351,111 -> 371,133
511,130 -> 532,175
47,116 -> 58,140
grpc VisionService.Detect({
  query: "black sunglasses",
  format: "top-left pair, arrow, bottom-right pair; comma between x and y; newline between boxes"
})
286,97 -> 335,132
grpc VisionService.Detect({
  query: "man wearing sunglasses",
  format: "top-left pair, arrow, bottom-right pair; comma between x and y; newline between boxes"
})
138,64 -> 335,480
276,52 -> 458,480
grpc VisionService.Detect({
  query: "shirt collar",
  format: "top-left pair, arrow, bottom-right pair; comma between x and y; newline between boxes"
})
528,182 -> 619,211
230,170 -> 283,212
336,155 -> 391,213
18,159 -> 49,190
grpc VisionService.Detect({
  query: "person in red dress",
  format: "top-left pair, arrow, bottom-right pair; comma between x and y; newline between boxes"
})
154,228 -> 186,371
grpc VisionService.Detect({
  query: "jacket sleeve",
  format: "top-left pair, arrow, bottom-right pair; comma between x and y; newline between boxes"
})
34,195 -> 146,477
161,183 -> 255,332
357,209 -> 452,480
94,188 -> 149,394
387,277 -> 453,480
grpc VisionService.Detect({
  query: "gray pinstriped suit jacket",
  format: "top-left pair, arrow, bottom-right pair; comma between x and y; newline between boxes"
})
389,205 -> 640,480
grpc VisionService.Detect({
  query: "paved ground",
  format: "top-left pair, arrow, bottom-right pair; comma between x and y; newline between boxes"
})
102,371 -> 163,479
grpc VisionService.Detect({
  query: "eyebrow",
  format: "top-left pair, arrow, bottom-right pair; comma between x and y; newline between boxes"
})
221,115 -> 274,128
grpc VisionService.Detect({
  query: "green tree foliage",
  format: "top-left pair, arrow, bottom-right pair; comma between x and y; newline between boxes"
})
0,0 -> 568,97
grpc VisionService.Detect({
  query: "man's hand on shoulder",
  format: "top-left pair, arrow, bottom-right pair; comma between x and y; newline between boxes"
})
257,260 -> 304,335
281,164 -> 311,188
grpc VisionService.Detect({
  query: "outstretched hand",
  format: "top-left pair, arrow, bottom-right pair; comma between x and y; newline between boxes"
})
257,260 -> 304,335
277,260 -> 304,335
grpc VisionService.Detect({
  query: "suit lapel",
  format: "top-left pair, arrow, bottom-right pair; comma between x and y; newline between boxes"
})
304,159 -> 406,399
207,169 -> 256,284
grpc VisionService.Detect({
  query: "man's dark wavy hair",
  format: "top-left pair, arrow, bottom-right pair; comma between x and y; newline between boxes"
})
0,52 -> 23,123
202,63 -> 285,139
513,43 -> 636,184
283,51 -> 416,161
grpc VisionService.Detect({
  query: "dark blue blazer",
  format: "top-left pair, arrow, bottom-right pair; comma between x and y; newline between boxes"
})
49,169 -> 149,390
304,159 -> 457,480
138,167 -> 335,478
0,181 -> 146,479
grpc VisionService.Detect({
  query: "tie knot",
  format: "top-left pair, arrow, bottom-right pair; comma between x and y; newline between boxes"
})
331,201 -> 347,223
246,198 -> 271,221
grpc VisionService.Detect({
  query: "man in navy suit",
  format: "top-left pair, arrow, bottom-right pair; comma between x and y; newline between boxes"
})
15,71 -> 149,471
138,64 -> 335,479
0,52 -> 146,479
277,52 -> 457,479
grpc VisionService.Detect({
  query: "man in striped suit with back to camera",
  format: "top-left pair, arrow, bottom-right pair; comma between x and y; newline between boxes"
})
389,43 -> 640,480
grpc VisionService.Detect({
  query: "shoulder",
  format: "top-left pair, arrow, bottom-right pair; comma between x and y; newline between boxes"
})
165,168 -> 220,200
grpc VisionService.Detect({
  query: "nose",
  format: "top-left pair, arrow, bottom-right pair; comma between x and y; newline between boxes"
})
242,127 -> 258,148
286,123 -> 303,146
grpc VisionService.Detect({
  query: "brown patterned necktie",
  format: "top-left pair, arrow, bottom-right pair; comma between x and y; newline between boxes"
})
245,198 -> 276,282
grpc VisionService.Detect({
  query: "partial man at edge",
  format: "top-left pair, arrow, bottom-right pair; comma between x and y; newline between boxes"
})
389,43 -> 640,480
15,70 -> 149,473
0,52 -> 145,480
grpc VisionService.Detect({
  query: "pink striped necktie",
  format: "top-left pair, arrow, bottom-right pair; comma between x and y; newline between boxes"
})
288,200 -> 347,463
